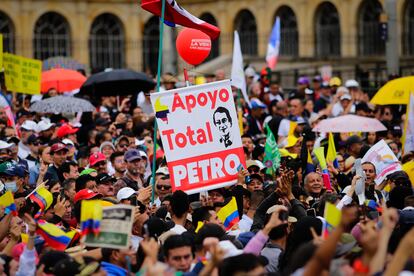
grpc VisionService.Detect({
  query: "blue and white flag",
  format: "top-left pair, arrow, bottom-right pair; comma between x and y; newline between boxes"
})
266,17 -> 281,70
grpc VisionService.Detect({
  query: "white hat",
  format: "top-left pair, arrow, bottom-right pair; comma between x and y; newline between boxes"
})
0,140 -> 13,150
246,160 -> 265,170
116,187 -> 136,201
135,138 -> 145,146
156,166 -> 169,176
345,79 -> 359,88
244,67 -> 256,77
62,139 -> 75,146
21,120 -> 37,131
336,86 -> 349,95
36,120 -> 54,132
340,93 -> 352,101
139,150 -> 148,159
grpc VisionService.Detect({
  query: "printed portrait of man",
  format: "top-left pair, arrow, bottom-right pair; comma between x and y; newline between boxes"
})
213,106 -> 233,148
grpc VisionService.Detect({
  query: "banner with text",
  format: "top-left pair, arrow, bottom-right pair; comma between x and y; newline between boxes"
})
3,53 -> 41,95
362,139 -> 402,185
151,80 -> 245,194
84,205 -> 134,249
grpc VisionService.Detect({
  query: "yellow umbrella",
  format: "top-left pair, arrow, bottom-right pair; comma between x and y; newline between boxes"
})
370,76 -> 414,105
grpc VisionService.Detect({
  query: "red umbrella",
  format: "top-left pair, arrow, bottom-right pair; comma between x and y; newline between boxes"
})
41,68 -> 86,93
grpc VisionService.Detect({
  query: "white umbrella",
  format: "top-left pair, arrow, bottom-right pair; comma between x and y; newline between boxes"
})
312,115 -> 387,133
29,96 -> 95,113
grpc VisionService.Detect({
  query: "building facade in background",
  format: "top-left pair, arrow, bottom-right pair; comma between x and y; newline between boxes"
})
1,0 -> 414,85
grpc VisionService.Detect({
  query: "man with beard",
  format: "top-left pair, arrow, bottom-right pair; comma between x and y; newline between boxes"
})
96,173 -> 115,198
110,151 -> 126,179
114,149 -> 144,193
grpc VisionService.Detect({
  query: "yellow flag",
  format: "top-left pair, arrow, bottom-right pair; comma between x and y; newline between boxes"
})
0,34 -> 3,69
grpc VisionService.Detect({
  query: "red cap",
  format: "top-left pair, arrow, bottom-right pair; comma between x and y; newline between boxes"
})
50,143 -> 68,153
56,124 -> 78,138
74,189 -> 101,203
89,152 -> 106,166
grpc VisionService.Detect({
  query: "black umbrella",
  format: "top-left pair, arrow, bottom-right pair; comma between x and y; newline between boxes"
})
80,69 -> 156,96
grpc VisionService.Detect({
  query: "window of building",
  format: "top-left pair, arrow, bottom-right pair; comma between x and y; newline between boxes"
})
403,0 -> 414,56
358,0 -> 385,56
0,11 -> 15,53
89,13 -> 125,70
200,13 -> 219,62
234,10 -> 258,56
274,6 -> 298,57
315,2 -> 341,57
33,12 -> 71,60
143,16 -> 159,77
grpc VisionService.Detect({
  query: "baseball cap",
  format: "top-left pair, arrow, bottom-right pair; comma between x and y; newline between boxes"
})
345,79 -> 359,88
117,187 -> 136,201
74,189 -> 101,203
99,141 -> 114,152
79,168 -> 97,176
36,120 -> 54,132
124,149 -> 141,162
266,204 -> 285,214
50,143 -> 68,153
336,86 -> 349,95
313,75 -> 322,82
56,124 -> 78,138
250,98 -> 267,109
246,160 -> 266,170
96,173 -> 115,185
297,76 -> 310,85
340,94 -> 352,101
89,152 -> 106,166
249,173 -> 264,183
0,162 -> 27,177
156,166 -> 169,176
0,140 -> 13,150
329,77 -> 342,87
62,138 -> 74,147
115,135 -> 129,146
20,120 -> 37,131
320,81 -> 330,89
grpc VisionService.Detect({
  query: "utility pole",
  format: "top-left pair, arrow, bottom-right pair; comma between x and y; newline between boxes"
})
384,0 -> 399,76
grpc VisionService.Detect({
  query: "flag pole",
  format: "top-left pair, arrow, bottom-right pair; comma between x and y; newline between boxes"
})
151,0 -> 166,204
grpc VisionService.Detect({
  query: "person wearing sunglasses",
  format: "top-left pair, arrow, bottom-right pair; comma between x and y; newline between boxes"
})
153,166 -> 172,207
26,134 -> 41,170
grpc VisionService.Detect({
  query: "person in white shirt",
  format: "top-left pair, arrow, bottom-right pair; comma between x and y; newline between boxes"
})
169,190 -> 190,234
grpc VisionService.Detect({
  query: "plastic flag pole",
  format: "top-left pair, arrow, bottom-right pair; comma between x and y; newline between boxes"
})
151,0 -> 166,204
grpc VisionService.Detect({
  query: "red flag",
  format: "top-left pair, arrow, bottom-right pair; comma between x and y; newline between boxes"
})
141,0 -> 221,40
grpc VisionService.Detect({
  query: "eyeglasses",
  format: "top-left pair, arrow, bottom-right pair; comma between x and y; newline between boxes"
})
156,184 -> 171,190
118,143 -> 128,148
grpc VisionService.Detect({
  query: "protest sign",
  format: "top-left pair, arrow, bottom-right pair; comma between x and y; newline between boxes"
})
3,53 -> 22,92
0,34 -> 3,69
84,205 -> 134,249
151,80 -> 246,194
20,57 -> 42,95
362,139 -> 402,185
3,53 -> 41,95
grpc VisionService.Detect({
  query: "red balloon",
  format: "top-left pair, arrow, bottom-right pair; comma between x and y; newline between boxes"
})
176,28 -> 212,65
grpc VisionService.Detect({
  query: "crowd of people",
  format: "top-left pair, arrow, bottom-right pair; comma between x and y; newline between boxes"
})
0,66 -> 413,276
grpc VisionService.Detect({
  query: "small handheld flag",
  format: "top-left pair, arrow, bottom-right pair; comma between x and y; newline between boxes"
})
0,191 -> 17,216
36,220 -> 77,251
263,124 -> 281,175
28,186 -> 53,213
326,133 -> 339,168
266,17 -> 281,70
80,200 -> 103,236
141,0 -> 221,40
313,147 -> 332,191
217,197 -> 239,231
323,202 -> 341,237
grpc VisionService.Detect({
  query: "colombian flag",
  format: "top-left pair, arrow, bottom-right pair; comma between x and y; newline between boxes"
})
326,132 -> 339,168
306,150 -> 316,175
0,191 -> 17,216
29,187 -> 53,211
36,220 -> 77,251
364,200 -> 382,212
80,200 -> 103,236
217,197 -> 239,231
323,202 -> 341,238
